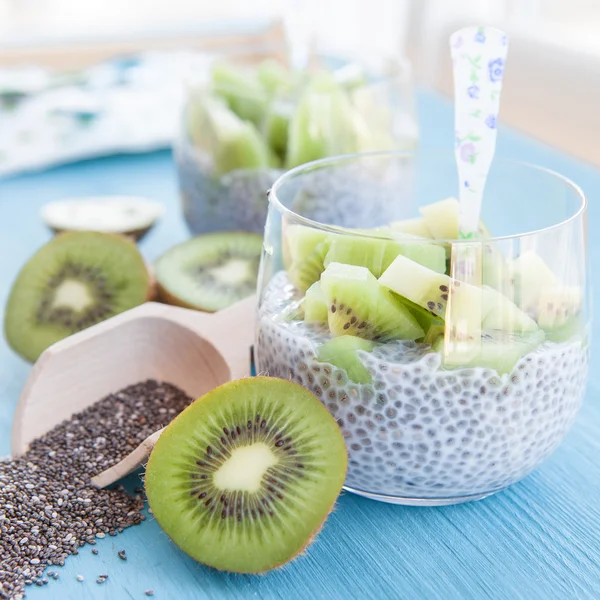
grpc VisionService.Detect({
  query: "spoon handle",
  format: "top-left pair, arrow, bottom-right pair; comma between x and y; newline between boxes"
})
450,26 -> 509,237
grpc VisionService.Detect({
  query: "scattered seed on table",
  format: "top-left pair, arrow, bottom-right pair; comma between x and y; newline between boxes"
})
97,575 -> 109,584
0,380 -> 193,598
118,550 -> 127,561
92,548 -> 99,555
145,591 -> 154,597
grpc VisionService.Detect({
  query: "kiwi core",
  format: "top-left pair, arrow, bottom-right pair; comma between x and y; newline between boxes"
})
51,279 -> 94,312
208,258 -> 253,285
213,443 -> 278,492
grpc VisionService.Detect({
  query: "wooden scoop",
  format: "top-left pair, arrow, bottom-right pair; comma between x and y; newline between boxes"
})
11,296 -> 256,488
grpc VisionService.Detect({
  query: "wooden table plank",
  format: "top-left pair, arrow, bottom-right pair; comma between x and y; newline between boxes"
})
0,90 -> 598,600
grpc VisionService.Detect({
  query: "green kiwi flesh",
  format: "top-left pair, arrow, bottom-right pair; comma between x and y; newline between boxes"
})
145,377 -> 348,574
155,232 -> 262,312
393,294 -> 444,345
210,61 -> 269,126
186,93 -> 272,175
256,59 -> 296,96
4,231 -> 149,362
320,262 -> 423,341
317,335 -> 374,383
303,281 -> 328,322
433,329 -> 546,375
324,234 -> 446,277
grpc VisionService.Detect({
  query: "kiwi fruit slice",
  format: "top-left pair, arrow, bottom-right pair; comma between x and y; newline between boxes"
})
320,262 -> 423,341
155,232 -> 262,312
303,281 -> 328,323
481,286 -> 538,333
393,294 -> 444,345
283,224 -> 329,270
40,196 -> 164,241
389,217 -> 432,238
187,92 -> 273,175
288,240 -> 330,293
145,377 -> 348,574
210,61 -> 269,126
317,335 -> 374,384
380,253 -> 487,343
5,231 -> 150,362
285,72 -> 362,169
433,329 -> 546,375
256,59 -> 295,96
419,197 -> 460,239
324,234 -> 446,277
263,99 -> 293,161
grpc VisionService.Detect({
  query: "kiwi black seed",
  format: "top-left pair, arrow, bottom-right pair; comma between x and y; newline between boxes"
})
4,231 -> 150,362
145,377 -> 348,574
154,232 -> 263,312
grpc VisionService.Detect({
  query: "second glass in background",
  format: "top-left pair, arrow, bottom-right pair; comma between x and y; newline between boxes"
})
175,49 -> 418,235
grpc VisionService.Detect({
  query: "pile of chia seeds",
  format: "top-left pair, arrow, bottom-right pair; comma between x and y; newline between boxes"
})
0,380 -> 192,599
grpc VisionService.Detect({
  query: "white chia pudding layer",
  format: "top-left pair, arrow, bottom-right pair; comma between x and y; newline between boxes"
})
257,272 -> 589,500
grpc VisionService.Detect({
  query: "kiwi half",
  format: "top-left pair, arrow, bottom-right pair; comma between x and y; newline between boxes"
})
40,196 -> 164,241
145,377 -> 348,574
155,232 -> 262,312
5,231 -> 150,362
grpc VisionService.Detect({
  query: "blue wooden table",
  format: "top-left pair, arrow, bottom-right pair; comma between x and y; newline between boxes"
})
1,91 -> 599,600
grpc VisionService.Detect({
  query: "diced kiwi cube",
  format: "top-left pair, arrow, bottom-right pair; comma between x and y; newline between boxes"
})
320,262 -> 423,341
317,335 -> 374,384
304,282 -> 328,323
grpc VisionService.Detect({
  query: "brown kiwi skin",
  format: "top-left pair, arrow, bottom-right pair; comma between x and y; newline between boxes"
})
156,282 -> 254,312
48,224 -> 154,242
156,283 -> 208,311
145,261 -> 159,302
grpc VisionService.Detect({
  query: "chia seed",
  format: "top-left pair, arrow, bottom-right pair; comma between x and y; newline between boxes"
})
0,380 -> 192,598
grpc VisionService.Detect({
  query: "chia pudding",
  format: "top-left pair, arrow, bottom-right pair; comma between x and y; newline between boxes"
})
175,139 -> 281,235
257,271 -> 589,503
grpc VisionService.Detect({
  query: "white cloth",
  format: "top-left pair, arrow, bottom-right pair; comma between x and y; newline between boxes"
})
0,51 -> 211,176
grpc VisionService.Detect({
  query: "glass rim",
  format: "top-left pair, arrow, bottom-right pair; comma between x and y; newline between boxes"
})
268,150 -> 587,244
183,48 -> 410,92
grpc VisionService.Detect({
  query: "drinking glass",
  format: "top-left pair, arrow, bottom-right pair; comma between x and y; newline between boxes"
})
256,150 -> 590,506
175,51 -> 418,235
